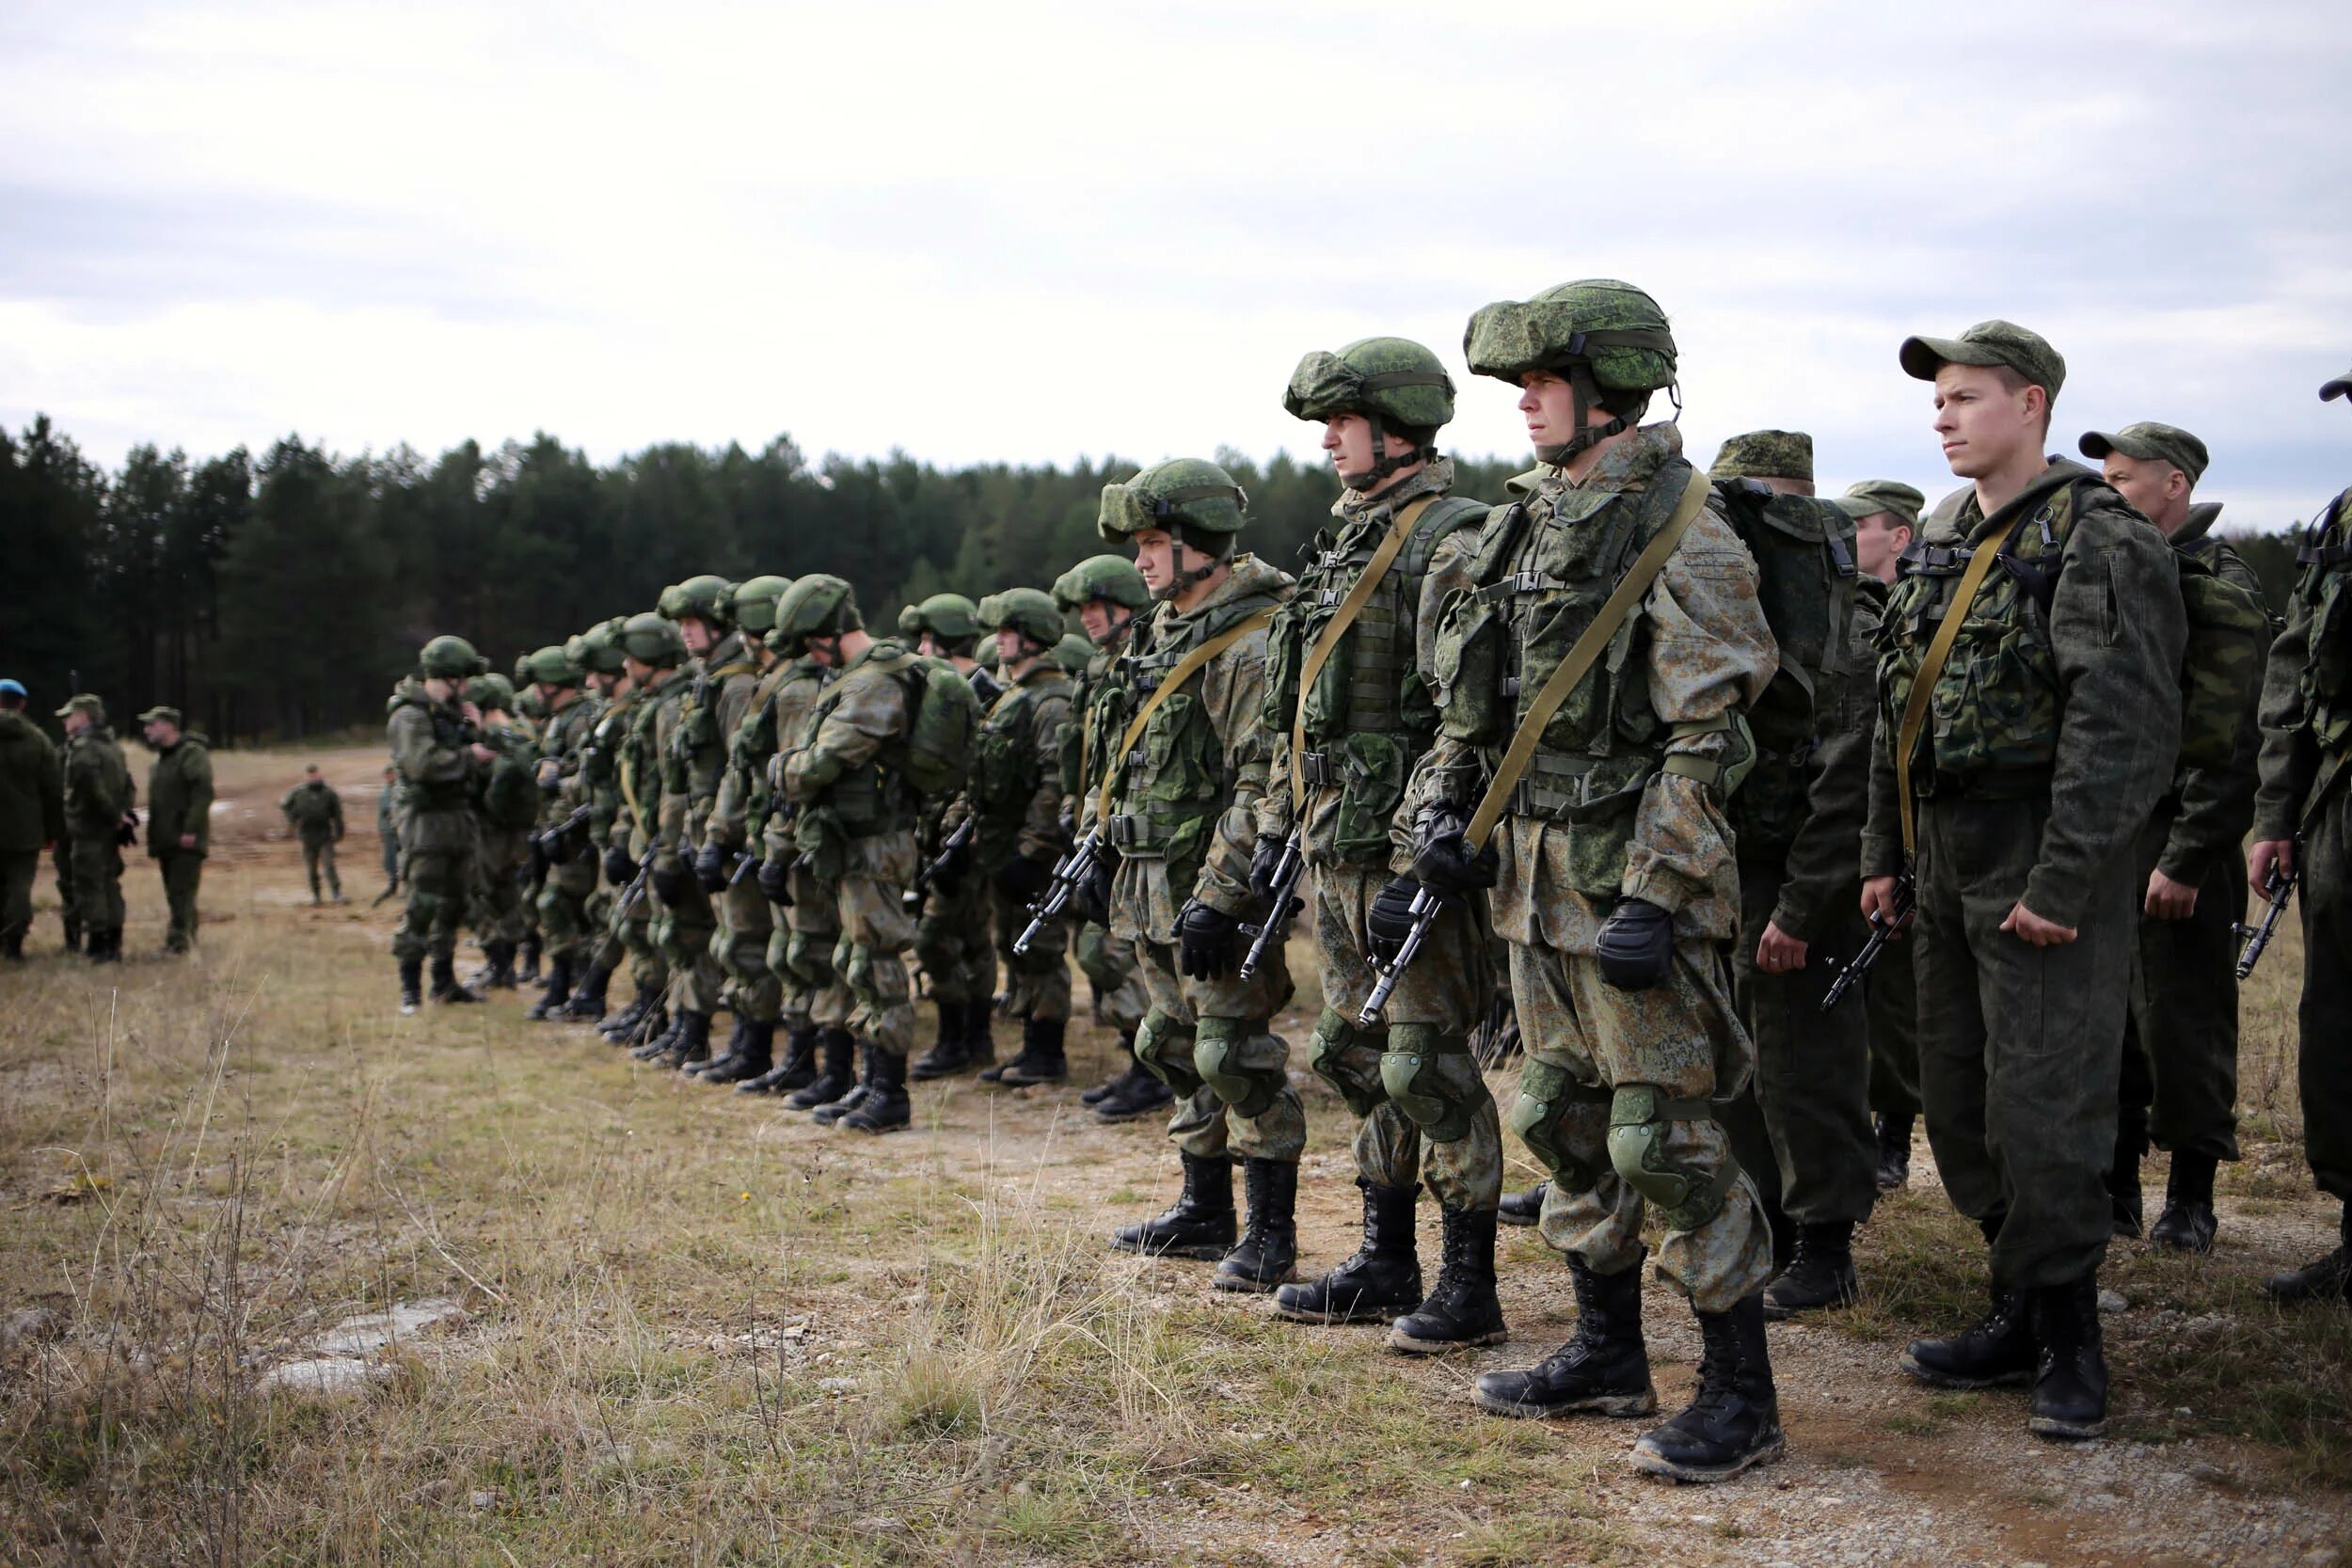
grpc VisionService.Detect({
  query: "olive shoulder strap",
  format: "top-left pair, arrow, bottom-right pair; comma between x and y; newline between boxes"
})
1094,610 -> 1277,830
1289,494 -> 1438,815
1892,510 -> 2030,859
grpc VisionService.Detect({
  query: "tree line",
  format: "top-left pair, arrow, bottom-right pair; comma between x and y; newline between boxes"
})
0,414 -> 2312,745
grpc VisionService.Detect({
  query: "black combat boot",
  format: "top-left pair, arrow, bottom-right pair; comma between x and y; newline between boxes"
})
1,931 -> 21,960
2263,1205 -> 2352,1303
2025,1278 -> 2109,1440
907,1002 -> 974,1081
996,1016 -> 1069,1086
559,960 -> 612,1022
785,1028 -> 856,1110
1763,1220 -> 1860,1320
471,940 -> 517,991
1092,1049 -> 1174,1123
1900,1281 -> 2035,1387
629,1006 -> 688,1060
1475,1254 -> 1656,1418
524,956 -> 574,1022
1274,1181 -> 1422,1324
1391,1206 -> 1508,1354
2108,1108 -> 2148,1238
2147,1151 -> 2219,1254
517,934 -> 542,984
739,1023 -> 819,1095
703,1020 -> 775,1085
1082,1032 -> 1136,1106
811,1043 -> 874,1126
598,980 -> 657,1039
1875,1112 -> 1914,1191
1213,1159 -> 1299,1292
63,920 -> 83,954
1499,1180 -> 1549,1227
89,929 -> 123,964
430,955 -> 482,1005
1630,1294 -> 1785,1481
662,1011 -> 714,1069
687,1013 -> 750,1077
839,1048 -> 911,1134
1110,1152 -> 1236,1259
398,955 -> 424,1016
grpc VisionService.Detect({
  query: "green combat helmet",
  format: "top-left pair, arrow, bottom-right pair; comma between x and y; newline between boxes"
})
1051,553 -> 1152,620
1055,632 -> 1095,675
1098,457 -> 1249,600
897,593 -> 982,656
659,575 -> 738,633
733,575 -> 794,638
525,645 -> 581,688
419,634 -> 491,680
1284,336 -> 1455,490
978,586 -> 1066,653
466,673 -> 517,712
771,575 -> 863,658
1464,278 -> 1678,463
566,619 -> 629,676
617,611 -> 689,670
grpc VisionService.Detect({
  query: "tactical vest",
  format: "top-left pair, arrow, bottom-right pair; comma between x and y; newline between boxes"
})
1064,624 -> 1136,801
2290,487 -> 2352,752
396,696 -> 476,816
801,653 -> 916,837
672,639 -> 759,806
580,692 -> 635,806
480,724 -> 541,830
1431,461 -> 1696,896
972,670 -> 1073,826
1102,597 -> 1275,886
628,675 -> 693,818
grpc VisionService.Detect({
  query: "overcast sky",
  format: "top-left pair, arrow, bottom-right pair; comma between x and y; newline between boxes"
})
5,0 -> 2348,526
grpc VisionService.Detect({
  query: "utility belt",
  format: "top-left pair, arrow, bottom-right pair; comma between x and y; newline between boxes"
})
1505,751 -> 1659,822
1912,764 -> 2055,806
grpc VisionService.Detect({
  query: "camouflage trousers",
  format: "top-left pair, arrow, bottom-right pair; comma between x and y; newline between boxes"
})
537,848 -> 600,966
156,851 -> 203,953
299,837 -> 342,899
0,849 -> 34,947
392,846 -> 469,963
769,860 -> 846,1031
1133,937 -> 1303,1163
823,830 -> 915,1056
64,836 -> 122,939
2122,811 -> 2244,1164
1504,938 -> 1773,1313
1307,862 -> 1501,1212
1075,920 -> 1147,1033
379,829 -> 400,886
653,871 -> 723,1015
55,840 -> 81,942
606,870 -> 668,993
914,870 -> 995,1005
711,878 -> 779,1023
472,828 -> 531,946
990,880 -> 1070,1022
1867,933 -> 1922,1120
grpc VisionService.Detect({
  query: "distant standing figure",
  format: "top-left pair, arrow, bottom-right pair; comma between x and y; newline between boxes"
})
282,764 -> 347,904
140,706 -> 213,956
0,678 -> 64,958
56,694 -> 134,964
374,764 -> 404,905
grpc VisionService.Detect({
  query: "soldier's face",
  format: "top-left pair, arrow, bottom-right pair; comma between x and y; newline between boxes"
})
1852,513 -> 1911,583
1932,364 -> 2042,479
917,632 -> 946,658
63,710 -> 89,736
679,618 -> 716,657
2101,454 -> 2189,533
622,657 -> 653,685
1132,528 -> 1178,594
1321,414 -> 1376,482
1518,371 -> 1578,448
1078,602 -> 1123,642
422,676 -> 457,704
993,628 -> 1026,666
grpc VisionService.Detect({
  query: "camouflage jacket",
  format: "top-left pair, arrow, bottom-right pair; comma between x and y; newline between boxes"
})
61,725 -> 135,839
671,632 -> 764,846
952,659 -> 1073,869
1258,458 -> 1487,868
280,778 -> 345,843
580,686 -> 641,853
624,668 -> 695,868
1863,459 -> 2186,927
476,718 -> 542,833
387,684 -> 478,855
145,734 -> 214,857
1757,578 -> 1880,940
1406,423 -> 1775,950
0,709 -> 63,854
914,661 -> 997,869
1058,616 -> 1138,822
705,651 -> 787,853
756,658 -> 834,866
534,690 -> 602,826
2255,485 -> 2352,842
782,639 -> 917,857
2160,503 -> 2270,882
1104,553 -> 1295,944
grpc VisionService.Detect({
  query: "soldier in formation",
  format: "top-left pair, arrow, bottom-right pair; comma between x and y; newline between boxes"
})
281,763 -> 347,904
902,594 -> 1003,1079
56,694 -> 133,964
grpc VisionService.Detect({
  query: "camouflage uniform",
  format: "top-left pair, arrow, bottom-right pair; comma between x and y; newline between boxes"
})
376,778 -> 403,892
608,675 -> 677,1020
388,674 -> 483,989
469,695 -> 541,971
707,653 -> 793,1031
968,661 -> 1076,1021
141,717 -> 213,953
1060,611 -> 1149,1037
0,703 -> 62,956
57,703 -> 133,955
656,629 -> 758,1029
532,685 -> 605,982
281,777 -> 346,900
759,658 -> 848,1037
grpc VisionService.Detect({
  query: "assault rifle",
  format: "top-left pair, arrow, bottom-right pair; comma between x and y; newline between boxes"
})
1014,827 -> 1102,955
904,816 -> 975,913
1821,872 -> 1915,1011
1237,829 -> 1304,982
2236,861 -> 2294,980
1360,883 -> 1446,1027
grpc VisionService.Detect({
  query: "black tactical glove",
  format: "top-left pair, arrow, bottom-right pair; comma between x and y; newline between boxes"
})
116,811 -> 140,848
650,863 -> 685,906
1178,899 -> 1240,980
756,855 -> 793,905
1071,847 -> 1118,927
1248,834 -> 1288,902
1367,875 -> 1427,964
1410,809 -> 1497,895
603,844 -> 634,885
694,838 -> 730,894
1596,897 -> 1675,991
994,853 -> 1051,904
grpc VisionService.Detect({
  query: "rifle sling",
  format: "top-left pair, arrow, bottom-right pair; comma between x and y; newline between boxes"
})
1095,610 -> 1276,831
1893,509 -> 2031,859
1289,494 -> 1438,816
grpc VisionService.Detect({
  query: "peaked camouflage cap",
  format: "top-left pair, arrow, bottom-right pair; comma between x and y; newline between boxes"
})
1898,319 -> 2066,402
524,644 -> 582,686
772,575 -> 863,656
1834,480 -> 1927,529
1052,554 -> 1151,612
732,575 -> 794,636
897,593 -> 980,642
2078,421 -> 2209,484
2322,367 -> 2352,403
465,673 -> 517,711
617,611 -> 689,669
1463,279 -> 1678,389
977,587 -> 1066,648
135,705 -> 181,726
1284,338 -> 1455,433
1709,430 -> 1814,483
1098,457 -> 1248,544
418,634 -> 490,680
659,574 -> 738,632
56,693 -> 106,721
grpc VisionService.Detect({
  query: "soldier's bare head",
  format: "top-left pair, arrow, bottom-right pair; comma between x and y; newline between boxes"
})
1852,512 -> 1913,583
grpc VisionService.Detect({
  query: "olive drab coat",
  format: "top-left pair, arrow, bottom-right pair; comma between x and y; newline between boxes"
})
280,778 -> 345,844
0,709 -> 63,853
62,724 -> 135,839
145,733 -> 214,857
957,661 -> 1074,869
387,682 -> 479,854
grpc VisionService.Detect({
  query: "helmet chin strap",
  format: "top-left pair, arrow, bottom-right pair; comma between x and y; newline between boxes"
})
1534,360 -> 1629,467
1340,409 -> 1428,493
1154,524 -> 1229,601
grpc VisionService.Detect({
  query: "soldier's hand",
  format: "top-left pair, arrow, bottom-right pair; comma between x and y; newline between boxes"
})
1367,875 -> 1424,963
2143,869 -> 2199,920
1411,809 -> 1497,895
1756,920 -> 1808,974
1248,835 -> 1287,901
602,845 -> 634,884
756,856 -> 793,905
1177,899 -> 1239,980
1596,897 -> 1674,990
650,863 -> 685,905
1999,901 -> 2077,946
2249,839 -> 2296,900
1860,876 -> 1911,933
469,743 -> 497,765
694,839 -> 730,893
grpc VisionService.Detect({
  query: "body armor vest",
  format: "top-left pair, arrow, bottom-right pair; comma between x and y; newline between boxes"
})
973,671 -> 1073,825
801,660 -> 914,837
397,696 -> 477,816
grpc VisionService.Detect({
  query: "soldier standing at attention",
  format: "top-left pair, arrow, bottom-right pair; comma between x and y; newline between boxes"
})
612,610 -> 699,1060
1257,338 -> 1504,1353
57,695 -> 135,964
1093,460 -> 1303,1291
1053,556 -> 1163,1121
281,763 -> 347,904
1409,281 -> 1777,1482
389,636 -> 496,1014
464,674 -> 540,990
1865,322 -> 2185,1441
139,705 -> 211,956
2081,423 -> 2270,1251
373,764 -> 403,905
771,576 -> 929,1134
2247,365 -> 2352,1305
901,594 -> 1004,1079
519,642 -> 598,1019
0,679 -> 63,959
